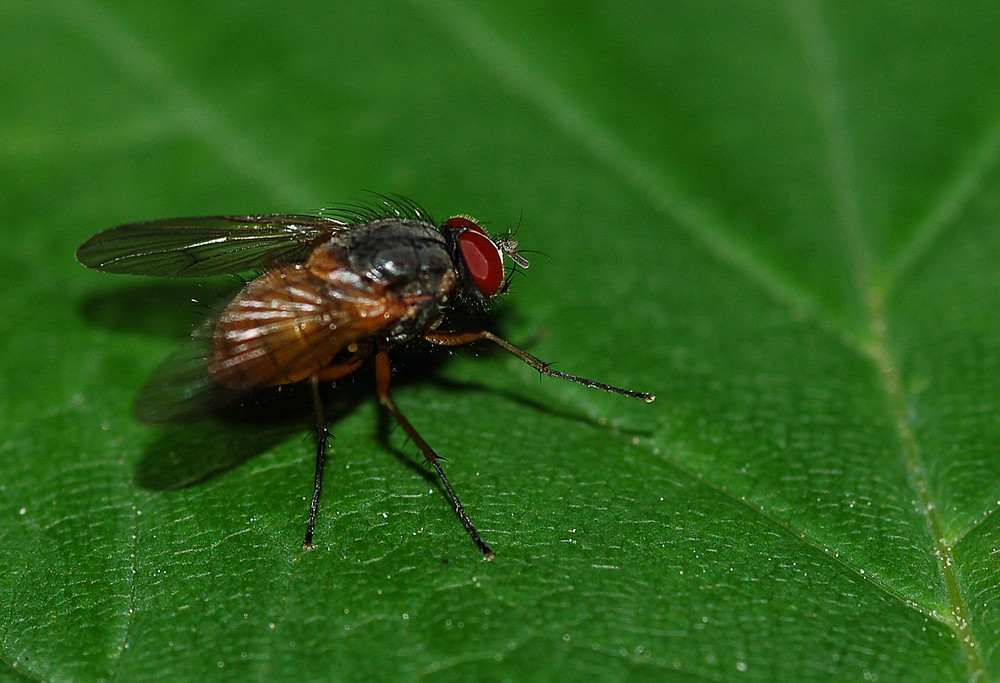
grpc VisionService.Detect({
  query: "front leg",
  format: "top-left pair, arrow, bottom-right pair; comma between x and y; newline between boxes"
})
423,330 -> 655,401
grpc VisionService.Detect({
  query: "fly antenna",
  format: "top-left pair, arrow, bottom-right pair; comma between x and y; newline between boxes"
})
497,239 -> 530,269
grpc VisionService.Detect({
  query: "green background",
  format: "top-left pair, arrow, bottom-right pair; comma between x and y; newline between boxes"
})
3,1 -> 1000,680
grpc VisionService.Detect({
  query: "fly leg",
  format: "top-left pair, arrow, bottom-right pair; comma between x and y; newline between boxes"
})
375,350 -> 494,560
303,375 -> 328,549
424,330 -> 655,401
302,351 -> 368,550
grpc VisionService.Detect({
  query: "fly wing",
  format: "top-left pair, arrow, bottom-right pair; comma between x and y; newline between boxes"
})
134,266 -> 407,423
133,316 -> 242,423
76,214 -> 349,277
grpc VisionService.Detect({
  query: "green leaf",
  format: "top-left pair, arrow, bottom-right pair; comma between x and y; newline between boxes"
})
3,1 -> 999,680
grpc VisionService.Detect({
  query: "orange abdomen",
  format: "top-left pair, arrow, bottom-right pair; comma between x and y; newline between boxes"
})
208,264 -> 389,390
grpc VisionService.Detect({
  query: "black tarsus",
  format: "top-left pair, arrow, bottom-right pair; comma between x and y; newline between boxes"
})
302,375 -> 329,549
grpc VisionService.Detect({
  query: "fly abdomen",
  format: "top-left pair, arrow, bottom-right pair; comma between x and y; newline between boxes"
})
209,265 -> 333,389
208,264 -> 390,390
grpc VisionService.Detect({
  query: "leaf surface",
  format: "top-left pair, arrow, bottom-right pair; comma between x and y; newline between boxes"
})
2,1 -> 999,680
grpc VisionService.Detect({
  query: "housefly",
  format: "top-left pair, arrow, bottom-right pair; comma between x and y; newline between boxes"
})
76,196 -> 654,559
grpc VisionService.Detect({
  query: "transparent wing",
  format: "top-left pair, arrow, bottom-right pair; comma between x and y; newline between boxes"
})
133,317 -> 241,423
76,214 -> 349,277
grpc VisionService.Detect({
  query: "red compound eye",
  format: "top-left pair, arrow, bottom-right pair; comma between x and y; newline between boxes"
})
445,216 -> 504,297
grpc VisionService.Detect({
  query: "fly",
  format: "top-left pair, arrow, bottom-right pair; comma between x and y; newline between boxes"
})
76,196 -> 654,559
